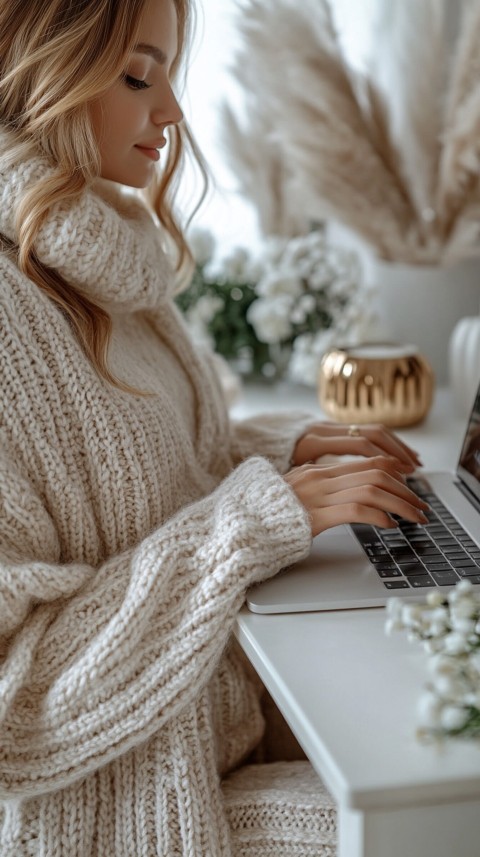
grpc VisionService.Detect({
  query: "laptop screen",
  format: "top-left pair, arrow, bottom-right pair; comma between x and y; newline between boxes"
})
457,382 -> 480,502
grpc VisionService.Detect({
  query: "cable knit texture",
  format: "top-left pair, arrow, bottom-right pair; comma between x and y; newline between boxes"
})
0,138 -> 336,855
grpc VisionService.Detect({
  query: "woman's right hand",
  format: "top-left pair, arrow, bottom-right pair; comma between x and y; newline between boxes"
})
284,455 -> 430,538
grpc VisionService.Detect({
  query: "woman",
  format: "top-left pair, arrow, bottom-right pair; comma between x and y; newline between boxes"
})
0,0 -> 428,854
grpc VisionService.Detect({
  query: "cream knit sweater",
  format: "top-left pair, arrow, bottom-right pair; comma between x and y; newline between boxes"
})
0,141 -> 336,856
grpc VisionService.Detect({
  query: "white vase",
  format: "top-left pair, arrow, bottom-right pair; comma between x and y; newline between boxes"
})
448,315 -> 480,415
366,258 -> 480,384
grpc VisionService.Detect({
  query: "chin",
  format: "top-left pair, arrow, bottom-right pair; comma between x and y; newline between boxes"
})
99,166 -> 155,189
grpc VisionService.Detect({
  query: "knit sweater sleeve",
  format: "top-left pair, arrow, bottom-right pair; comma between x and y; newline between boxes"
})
0,446 -> 312,799
229,412 -> 318,474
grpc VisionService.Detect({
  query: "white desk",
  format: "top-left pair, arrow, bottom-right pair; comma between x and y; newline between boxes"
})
232,383 -> 480,857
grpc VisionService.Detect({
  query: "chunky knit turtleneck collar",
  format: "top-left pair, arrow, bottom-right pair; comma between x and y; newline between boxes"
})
0,132 -> 175,311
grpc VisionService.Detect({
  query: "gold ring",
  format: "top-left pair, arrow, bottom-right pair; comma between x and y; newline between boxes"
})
348,424 -> 361,437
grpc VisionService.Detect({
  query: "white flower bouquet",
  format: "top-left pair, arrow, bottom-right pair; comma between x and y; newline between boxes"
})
178,227 -> 372,385
386,580 -> 480,740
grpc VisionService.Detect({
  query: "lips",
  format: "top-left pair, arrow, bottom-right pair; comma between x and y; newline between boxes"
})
135,145 -> 161,162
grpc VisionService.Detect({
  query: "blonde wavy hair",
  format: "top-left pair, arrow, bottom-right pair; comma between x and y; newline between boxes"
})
0,0 -> 206,393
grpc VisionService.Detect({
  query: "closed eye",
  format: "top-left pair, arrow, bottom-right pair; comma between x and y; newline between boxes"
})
123,74 -> 151,91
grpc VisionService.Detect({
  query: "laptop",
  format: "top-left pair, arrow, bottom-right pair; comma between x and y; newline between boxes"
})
247,381 -> 480,613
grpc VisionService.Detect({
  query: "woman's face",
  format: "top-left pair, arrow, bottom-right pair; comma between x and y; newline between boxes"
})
90,0 -> 183,188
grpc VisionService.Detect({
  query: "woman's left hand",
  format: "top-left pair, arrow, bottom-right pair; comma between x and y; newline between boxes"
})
292,422 -> 422,472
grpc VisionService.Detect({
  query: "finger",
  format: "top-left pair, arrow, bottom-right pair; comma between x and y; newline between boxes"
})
311,503 -> 399,535
301,435 -> 417,469
305,423 -> 422,466
315,484 -> 429,524
303,455 -> 409,480
354,425 -> 422,467
317,469 -> 430,509
285,459 -> 425,519
286,456 -> 410,489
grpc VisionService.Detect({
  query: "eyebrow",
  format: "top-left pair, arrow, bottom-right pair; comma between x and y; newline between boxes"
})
134,42 -> 168,65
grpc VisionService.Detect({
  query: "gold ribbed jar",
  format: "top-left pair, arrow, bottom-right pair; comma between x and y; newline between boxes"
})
318,344 -> 434,427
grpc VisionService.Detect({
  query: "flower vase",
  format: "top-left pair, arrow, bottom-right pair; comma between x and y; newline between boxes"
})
448,314 -> 480,415
366,257 -> 480,384
230,342 -> 292,384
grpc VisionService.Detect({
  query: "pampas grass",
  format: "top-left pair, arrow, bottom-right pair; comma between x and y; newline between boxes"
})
222,0 -> 480,264
220,104 -> 304,236
371,0 -> 446,223
438,1 -> 480,229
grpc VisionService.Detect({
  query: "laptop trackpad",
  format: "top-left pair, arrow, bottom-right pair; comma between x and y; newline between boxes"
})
246,525 -> 398,614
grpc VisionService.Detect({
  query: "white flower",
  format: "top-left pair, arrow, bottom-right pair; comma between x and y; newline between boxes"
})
386,597 -> 404,621
291,332 -> 314,355
260,236 -> 289,266
433,673 -> 469,701
243,256 -> 265,283
451,616 -> 477,635
385,581 -> 480,739
287,349 -> 321,387
281,234 -> 316,266
330,310 -> 376,349
255,270 -> 303,299
401,603 -> 423,628
430,606 -> 449,623
220,247 -> 251,282
246,296 -> 293,344
456,580 -> 474,596
385,617 -> 403,635
286,329 -> 337,387
296,257 -> 316,279
417,690 -> 443,728
423,638 -> 443,655
202,259 -> 224,283
450,599 -> 477,621
188,227 -> 215,266
448,581 -> 474,604
187,294 -> 224,325
427,654 -> 459,676
311,329 -> 336,356
469,650 -> 480,674
465,690 -> 480,707
443,632 -> 470,655
299,294 -> 316,314
185,318 -> 213,349
291,305 -> 308,325
427,590 -> 447,608
440,705 -> 469,731
430,620 -> 450,637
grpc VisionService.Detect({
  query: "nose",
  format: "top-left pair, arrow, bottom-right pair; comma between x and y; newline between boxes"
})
152,85 -> 183,128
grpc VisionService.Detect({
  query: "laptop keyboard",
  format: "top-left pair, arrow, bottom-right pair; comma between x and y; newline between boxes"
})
351,477 -> 480,590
